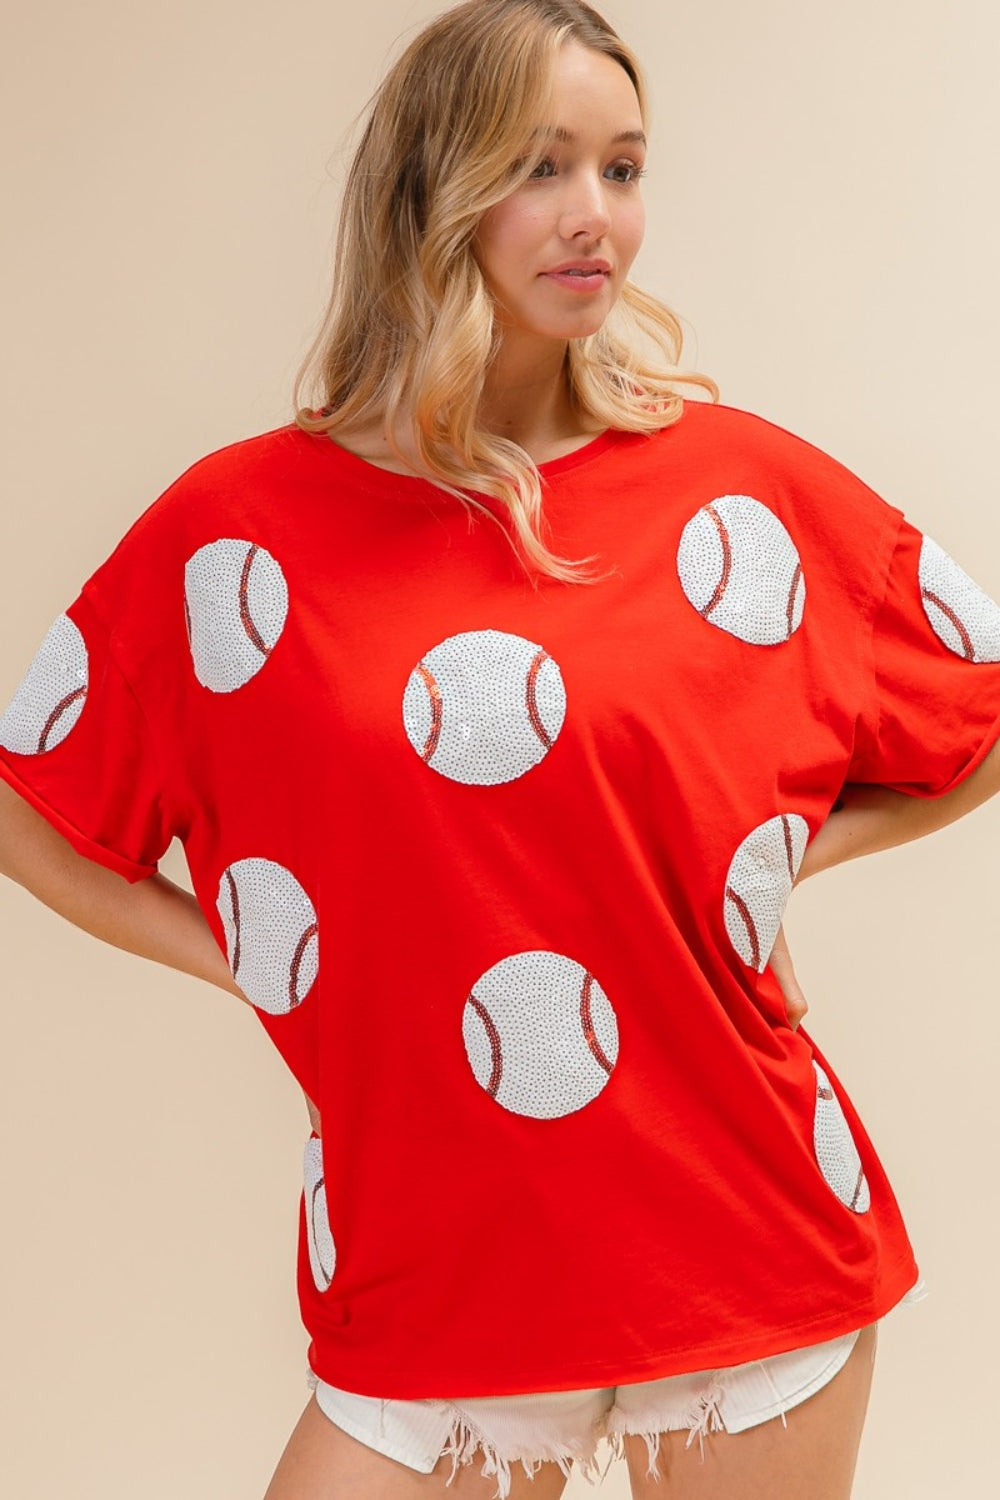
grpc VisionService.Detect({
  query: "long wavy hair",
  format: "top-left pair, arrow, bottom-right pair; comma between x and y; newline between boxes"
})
294,0 -> 718,584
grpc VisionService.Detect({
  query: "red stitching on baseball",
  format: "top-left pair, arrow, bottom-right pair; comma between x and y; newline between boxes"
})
37,687 -> 86,753
239,545 -> 272,658
289,921 -> 319,1009
701,504 -> 732,618
786,562 -> 803,637
310,1176 -> 332,1288
526,649 -> 553,749
580,971 -> 614,1075
781,815 -> 796,882
468,992 -> 503,1096
726,884 -> 760,970
850,1165 -> 867,1212
225,868 -> 242,978
416,663 -> 443,761
922,587 -> 975,661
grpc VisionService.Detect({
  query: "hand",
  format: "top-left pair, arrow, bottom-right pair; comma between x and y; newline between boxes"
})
769,923 -> 808,1029
303,1090 -> 322,1136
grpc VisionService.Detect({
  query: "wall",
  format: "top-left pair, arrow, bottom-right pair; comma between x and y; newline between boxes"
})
1,2 -> 997,1494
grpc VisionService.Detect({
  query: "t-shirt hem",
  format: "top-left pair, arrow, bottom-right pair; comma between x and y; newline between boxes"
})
0,758 -> 157,884
305,1259 -> 922,1400
870,705 -> 1000,801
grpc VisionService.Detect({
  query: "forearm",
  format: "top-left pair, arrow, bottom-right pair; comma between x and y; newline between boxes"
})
0,783 -> 325,1127
799,736 -> 1000,881
0,781 -> 244,1001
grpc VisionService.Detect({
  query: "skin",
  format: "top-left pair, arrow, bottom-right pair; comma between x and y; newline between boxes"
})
469,40 -> 647,453
334,40 -> 647,470
2,35 -> 999,1500
261,1322 -> 878,1500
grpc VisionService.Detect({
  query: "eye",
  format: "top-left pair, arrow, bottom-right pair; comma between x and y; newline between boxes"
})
520,156 -> 647,184
606,160 -> 646,185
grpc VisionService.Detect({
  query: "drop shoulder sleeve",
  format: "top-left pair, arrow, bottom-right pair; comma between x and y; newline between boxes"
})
846,514 -> 1000,798
0,585 -> 174,881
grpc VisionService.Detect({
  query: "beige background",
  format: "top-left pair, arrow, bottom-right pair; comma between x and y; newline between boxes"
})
1,1 -> 997,1494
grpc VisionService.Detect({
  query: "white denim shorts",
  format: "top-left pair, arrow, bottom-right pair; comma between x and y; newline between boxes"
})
305,1279 -> 920,1500
309,1282 -> 926,1498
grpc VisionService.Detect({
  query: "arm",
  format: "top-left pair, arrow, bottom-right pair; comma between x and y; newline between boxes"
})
771,737 -> 1000,1027
0,778 -> 322,1131
0,776 -> 244,998
798,735 -> 1000,883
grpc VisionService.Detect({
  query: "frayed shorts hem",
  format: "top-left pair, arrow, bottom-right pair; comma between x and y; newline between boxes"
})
308,1312 -> 896,1499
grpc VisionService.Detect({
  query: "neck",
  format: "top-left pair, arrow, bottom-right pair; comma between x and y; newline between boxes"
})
476,338 -> 578,450
330,335 -> 603,471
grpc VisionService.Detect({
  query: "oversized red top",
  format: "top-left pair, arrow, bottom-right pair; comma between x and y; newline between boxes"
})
3,400 -> 999,1399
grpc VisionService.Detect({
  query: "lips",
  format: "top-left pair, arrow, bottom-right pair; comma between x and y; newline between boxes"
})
543,260 -> 612,276
541,267 -> 611,296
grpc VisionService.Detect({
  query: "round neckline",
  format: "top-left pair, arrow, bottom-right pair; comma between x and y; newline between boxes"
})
311,424 -> 630,495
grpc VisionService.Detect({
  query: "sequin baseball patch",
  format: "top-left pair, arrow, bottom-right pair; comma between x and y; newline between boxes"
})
677,495 -> 806,645
216,856 -> 319,1014
463,950 -> 619,1118
402,629 -> 567,785
0,613 -> 89,754
724,813 -> 810,972
812,1061 -> 870,1213
304,1136 -> 336,1292
918,535 -> 1000,663
184,538 -> 289,692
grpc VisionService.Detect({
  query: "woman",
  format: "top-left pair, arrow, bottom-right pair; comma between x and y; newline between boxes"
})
1,2 -> 998,1497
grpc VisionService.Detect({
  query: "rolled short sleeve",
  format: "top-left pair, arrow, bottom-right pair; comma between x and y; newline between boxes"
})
846,517 -> 1000,798
0,587 -> 173,881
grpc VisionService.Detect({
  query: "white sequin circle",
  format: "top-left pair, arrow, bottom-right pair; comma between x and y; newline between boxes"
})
184,538 -> 289,692
677,495 -> 806,645
304,1136 -> 336,1291
918,535 -> 1000,663
216,857 -> 319,1015
724,813 -> 810,973
402,629 -> 567,785
812,1061 -> 870,1213
0,613 -> 88,754
462,950 -> 618,1119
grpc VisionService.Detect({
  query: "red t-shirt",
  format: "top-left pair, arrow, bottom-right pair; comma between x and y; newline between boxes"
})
3,400 -> 999,1399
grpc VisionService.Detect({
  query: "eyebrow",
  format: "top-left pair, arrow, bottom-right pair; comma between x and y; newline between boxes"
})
531,126 -> 647,148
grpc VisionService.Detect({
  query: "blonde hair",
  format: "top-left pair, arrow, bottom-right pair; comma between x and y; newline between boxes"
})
294,0 -> 718,584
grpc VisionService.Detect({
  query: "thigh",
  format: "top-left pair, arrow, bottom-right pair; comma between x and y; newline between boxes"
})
263,1395 -> 572,1500
622,1322 -> 878,1500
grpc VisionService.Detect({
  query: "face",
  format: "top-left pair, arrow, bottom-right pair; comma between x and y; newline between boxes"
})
473,41 -> 647,353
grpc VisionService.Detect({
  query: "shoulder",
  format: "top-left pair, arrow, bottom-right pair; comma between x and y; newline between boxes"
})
658,399 -> 905,549
79,423 -> 321,609
113,422 -> 316,543
669,400 -> 889,493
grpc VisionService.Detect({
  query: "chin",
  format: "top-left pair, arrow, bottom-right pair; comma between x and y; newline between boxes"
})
494,299 -> 613,347
524,309 -> 613,341
555,316 -> 611,341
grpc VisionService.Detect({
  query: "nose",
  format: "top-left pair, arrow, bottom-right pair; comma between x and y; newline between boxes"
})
557,170 -> 612,242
